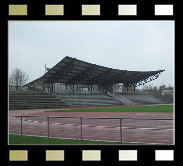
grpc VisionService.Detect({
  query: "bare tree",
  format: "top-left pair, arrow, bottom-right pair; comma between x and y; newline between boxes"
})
9,68 -> 29,90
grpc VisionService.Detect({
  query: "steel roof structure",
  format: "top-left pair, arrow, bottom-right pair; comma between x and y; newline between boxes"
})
27,56 -> 164,88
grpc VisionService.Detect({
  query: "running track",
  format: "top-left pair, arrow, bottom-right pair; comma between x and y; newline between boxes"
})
9,106 -> 174,144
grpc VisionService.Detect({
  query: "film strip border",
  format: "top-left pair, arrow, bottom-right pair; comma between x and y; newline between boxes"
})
7,1 -> 175,18
8,4 -> 174,16
2,1 -> 178,166
7,149 -> 175,162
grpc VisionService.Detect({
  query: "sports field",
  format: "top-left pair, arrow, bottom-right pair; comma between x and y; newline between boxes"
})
49,105 -> 173,113
9,104 -> 174,145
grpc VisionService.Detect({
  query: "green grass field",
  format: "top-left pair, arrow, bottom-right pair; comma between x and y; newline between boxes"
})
49,105 -> 173,113
9,134 -> 137,145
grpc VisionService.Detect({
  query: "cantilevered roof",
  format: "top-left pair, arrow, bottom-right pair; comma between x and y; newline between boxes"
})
27,56 -> 164,87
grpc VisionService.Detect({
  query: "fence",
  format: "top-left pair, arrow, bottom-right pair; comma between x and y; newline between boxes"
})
12,115 -> 173,143
54,90 -> 103,95
117,91 -> 163,95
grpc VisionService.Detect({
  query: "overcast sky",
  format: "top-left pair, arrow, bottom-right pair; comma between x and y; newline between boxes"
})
9,21 -> 174,88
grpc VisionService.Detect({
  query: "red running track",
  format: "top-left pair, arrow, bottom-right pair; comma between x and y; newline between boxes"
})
9,108 -> 174,144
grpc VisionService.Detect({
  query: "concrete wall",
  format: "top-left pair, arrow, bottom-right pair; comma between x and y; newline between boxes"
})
112,83 -> 123,92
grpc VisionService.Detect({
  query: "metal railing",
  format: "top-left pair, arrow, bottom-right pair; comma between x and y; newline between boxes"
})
117,91 -> 162,95
13,115 -> 173,143
54,90 -> 103,95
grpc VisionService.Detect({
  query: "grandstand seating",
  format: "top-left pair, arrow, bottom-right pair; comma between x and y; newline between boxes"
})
153,94 -> 173,104
117,93 -> 173,105
9,89 -> 173,110
56,94 -> 123,107
9,90 -> 69,110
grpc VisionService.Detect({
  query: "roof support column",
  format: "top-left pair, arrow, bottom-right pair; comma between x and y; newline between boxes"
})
105,86 -> 108,94
73,84 -> 75,93
50,83 -> 53,94
53,83 -> 55,94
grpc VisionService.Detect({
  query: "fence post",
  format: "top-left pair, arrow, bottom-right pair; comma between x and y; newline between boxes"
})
120,118 -> 122,143
80,117 -> 83,140
47,116 -> 50,138
21,116 -> 23,136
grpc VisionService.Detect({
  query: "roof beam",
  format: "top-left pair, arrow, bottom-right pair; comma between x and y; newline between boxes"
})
45,58 -> 79,83
66,64 -> 96,85
88,68 -> 113,85
25,56 -> 165,88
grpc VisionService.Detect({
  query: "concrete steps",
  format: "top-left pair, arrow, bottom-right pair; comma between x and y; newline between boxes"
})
56,94 -> 123,107
153,94 -> 173,104
118,94 -> 170,105
107,92 -> 135,106
9,91 -> 70,110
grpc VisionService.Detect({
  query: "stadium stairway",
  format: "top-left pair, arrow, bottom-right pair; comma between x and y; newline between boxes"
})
107,92 -> 135,105
55,94 -> 123,107
9,90 -> 70,110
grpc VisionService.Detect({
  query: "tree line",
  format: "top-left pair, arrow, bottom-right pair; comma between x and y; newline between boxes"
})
140,84 -> 173,91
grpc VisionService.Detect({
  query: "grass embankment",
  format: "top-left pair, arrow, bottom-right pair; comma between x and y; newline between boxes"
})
49,105 -> 173,113
9,134 -> 136,145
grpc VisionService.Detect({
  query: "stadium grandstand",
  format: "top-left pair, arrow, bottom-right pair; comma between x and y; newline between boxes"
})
9,56 -> 173,110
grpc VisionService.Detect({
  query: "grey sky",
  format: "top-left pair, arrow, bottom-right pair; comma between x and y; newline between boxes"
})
9,21 -> 174,88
